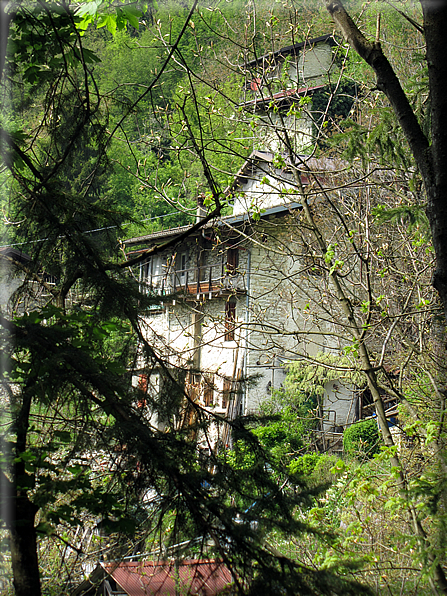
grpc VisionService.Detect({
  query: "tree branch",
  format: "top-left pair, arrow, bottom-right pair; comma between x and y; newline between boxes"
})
326,0 -> 432,186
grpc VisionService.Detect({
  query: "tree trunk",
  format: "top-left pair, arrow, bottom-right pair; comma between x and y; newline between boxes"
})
421,0 -> 447,312
326,2 -> 447,590
10,379 -> 42,596
9,494 -> 41,596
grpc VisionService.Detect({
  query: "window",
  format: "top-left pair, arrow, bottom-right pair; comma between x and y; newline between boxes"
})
140,261 -> 149,283
226,248 -> 239,275
203,376 -> 214,407
186,372 -> 201,401
175,252 -> 187,278
140,257 -> 163,287
225,299 -> 236,341
137,374 -> 148,408
222,378 -> 232,409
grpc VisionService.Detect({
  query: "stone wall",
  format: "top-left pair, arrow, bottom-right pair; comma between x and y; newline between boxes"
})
138,210 -> 351,418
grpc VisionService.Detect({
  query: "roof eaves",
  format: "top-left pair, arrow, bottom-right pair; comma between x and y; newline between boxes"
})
124,202 -> 302,253
70,565 -> 106,596
225,150 -> 274,193
217,201 -> 302,227
227,152 -> 336,194
0,247 -> 32,264
123,223 -> 194,247
102,560 -> 233,596
239,84 -> 325,108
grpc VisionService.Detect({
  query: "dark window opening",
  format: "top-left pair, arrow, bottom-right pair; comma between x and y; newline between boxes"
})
225,299 -> 236,341
203,376 -> 214,407
226,248 -> 239,275
175,252 -> 187,273
222,378 -> 232,409
138,374 -> 148,408
186,372 -> 201,401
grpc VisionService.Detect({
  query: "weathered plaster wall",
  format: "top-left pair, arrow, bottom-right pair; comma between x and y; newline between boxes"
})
0,262 -> 21,311
298,43 -> 334,84
254,113 -> 314,155
232,165 -> 295,216
138,211 -> 352,421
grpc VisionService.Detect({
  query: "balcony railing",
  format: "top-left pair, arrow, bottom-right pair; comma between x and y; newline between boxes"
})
140,263 -> 246,298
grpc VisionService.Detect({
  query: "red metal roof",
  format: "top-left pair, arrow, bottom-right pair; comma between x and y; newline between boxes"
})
241,84 -> 325,107
103,559 -> 233,596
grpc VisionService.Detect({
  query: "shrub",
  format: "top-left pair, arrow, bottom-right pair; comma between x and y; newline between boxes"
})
288,453 -> 321,476
289,453 -> 341,487
251,406 -> 312,466
343,419 -> 381,458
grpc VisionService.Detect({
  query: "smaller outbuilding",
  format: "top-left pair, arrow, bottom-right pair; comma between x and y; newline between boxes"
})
71,559 -> 234,596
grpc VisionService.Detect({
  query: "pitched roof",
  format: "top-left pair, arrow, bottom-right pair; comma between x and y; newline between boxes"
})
72,559 -> 233,596
240,84 -> 325,108
124,201 -> 302,250
124,223 -> 194,246
228,151 -> 345,192
0,246 -> 31,265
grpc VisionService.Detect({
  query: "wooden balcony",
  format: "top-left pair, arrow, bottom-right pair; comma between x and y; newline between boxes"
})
140,262 -> 246,300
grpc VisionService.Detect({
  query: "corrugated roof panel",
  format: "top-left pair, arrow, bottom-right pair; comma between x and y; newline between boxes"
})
103,559 -> 233,596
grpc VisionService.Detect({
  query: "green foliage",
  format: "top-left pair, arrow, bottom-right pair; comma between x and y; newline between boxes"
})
76,1 -> 149,35
343,419 -> 381,458
7,5 -> 86,87
284,353 -> 363,401
3,2 -> 443,594
373,203 -> 430,241
225,438 -> 259,471
252,406 -> 310,466
331,109 -> 411,169
311,78 -> 358,144
169,75 -> 250,189
223,405 -> 311,479
292,445 -> 443,594
287,453 -> 341,491
289,452 -> 323,477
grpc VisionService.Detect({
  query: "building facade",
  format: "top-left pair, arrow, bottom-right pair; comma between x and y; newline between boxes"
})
125,35 -> 363,446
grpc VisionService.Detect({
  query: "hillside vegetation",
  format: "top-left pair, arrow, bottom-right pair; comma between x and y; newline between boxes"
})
1,2 -> 445,595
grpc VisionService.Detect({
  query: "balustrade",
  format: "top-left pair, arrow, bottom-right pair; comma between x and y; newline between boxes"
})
140,262 -> 246,298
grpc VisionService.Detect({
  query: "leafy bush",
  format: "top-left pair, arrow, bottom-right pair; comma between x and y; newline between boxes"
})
343,419 -> 381,458
288,453 -> 321,477
252,407 -> 309,465
289,453 -> 341,488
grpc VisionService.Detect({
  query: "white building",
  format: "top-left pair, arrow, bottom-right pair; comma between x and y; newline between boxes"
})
125,35 -> 364,448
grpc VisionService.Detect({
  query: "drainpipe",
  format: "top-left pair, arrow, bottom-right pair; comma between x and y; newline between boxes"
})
192,195 -> 205,371
243,249 -> 251,415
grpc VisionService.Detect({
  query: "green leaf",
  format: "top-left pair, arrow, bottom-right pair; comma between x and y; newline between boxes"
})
96,14 -> 116,35
76,0 -> 103,18
82,48 -> 101,64
16,450 -> 37,463
122,6 -> 141,30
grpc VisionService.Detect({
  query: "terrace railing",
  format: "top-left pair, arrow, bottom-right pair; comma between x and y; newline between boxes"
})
140,262 -> 246,298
